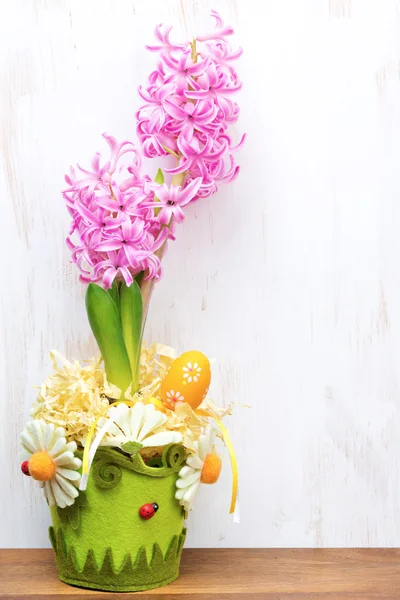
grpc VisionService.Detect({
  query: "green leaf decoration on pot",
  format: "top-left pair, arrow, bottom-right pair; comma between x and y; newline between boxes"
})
49,443 -> 187,592
146,456 -> 163,468
85,282 -> 132,396
92,443 -> 186,490
49,526 -> 186,592
120,280 -> 143,393
121,440 -> 143,456
56,491 -> 88,531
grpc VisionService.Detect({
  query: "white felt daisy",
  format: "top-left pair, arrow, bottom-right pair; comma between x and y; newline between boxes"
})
175,423 -> 222,511
20,419 -> 82,508
100,402 -> 182,449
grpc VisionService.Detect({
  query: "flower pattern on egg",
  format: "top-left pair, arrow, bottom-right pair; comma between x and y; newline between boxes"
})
166,390 -> 185,407
182,362 -> 202,383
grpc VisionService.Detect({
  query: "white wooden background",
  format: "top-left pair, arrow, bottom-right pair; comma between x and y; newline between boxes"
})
1,0 -> 400,549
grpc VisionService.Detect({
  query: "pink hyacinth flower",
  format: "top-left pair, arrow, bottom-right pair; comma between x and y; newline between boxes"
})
65,11 -> 244,290
146,24 -> 186,52
64,133 -> 170,288
145,178 -> 203,224
137,9 -> 244,200
196,10 -> 234,41
163,99 -> 219,137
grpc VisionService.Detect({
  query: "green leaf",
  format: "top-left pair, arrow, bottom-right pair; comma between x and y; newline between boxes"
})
121,441 -> 143,456
107,279 -> 120,314
86,283 -> 132,396
135,271 -> 144,287
57,491 -> 88,530
50,527 -> 187,591
153,169 -> 164,216
161,144 -> 179,159
154,168 -> 164,185
120,281 -> 143,393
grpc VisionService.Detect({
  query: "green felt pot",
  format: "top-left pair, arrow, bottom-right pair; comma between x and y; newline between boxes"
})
49,444 -> 187,592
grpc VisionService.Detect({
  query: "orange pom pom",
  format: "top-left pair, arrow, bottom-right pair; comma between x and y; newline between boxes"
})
200,454 -> 222,484
28,451 -> 56,481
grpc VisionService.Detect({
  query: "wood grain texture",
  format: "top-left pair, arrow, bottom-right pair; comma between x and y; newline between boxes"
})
2,549 -> 400,599
2,0 -> 400,548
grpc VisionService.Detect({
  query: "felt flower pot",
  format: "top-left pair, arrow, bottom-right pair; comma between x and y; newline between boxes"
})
49,444 -> 186,592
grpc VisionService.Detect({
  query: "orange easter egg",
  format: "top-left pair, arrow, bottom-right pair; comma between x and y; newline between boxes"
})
160,350 -> 211,410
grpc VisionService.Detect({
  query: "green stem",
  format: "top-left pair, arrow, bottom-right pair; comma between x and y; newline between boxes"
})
85,283 -> 132,398
120,281 -> 143,394
140,171 -> 185,330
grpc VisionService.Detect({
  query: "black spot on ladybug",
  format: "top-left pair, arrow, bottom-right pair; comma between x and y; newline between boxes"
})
21,461 -> 30,476
139,502 -> 159,520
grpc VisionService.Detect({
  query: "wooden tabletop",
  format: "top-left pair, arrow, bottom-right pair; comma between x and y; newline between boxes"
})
1,548 -> 400,599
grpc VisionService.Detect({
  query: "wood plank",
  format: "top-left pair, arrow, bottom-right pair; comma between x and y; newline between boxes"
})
2,549 -> 400,598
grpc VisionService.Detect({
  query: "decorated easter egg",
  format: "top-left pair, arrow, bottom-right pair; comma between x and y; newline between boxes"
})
160,350 -> 211,410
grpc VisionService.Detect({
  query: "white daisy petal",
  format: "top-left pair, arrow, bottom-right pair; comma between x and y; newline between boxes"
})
139,405 -> 166,440
176,470 -> 201,489
141,431 -> 182,447
64,493 -> 76,507
44,481 -> 55,507
51,479 -> 68,508
129,402 -> 145,440
55,427 -> 66,440
49,436 -> 68,458
57,467 -> 80,482
30,420 -> 45,451
186,454 -> 204,470
52,450 -> 75,466
100,435 -> 125,447
182,479 -> 201,508
64,441 -> 78,454
114,404 -> 131,436
21,432 -> 36,454
107,422 -> 123,438
178,465 -> 195,478
43,423 -> 56,450
175,488 -> 186,500
55,473 -> 79,498
198,424 -> 217,461
106,404 -> 127,438
69,457 -> 82,470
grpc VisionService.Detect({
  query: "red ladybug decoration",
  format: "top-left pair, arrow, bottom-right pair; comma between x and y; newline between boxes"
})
139,502 -> 159,520
21,461 -> 30,476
